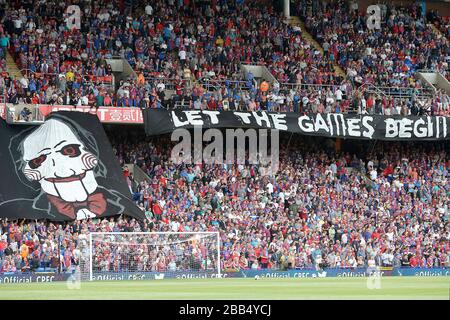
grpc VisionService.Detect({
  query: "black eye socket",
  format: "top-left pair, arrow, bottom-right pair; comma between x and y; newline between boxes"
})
29,154 -> 47,169
59,144 -> 81,157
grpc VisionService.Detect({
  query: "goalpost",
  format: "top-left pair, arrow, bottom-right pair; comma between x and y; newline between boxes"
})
81,232 -> 221,281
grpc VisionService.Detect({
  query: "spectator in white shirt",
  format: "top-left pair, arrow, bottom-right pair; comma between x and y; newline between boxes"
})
145,5 -> 153,15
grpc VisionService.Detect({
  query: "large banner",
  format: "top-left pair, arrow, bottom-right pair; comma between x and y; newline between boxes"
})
38,105 -> 144,124
0,111 -> 145,221
144,109 -> 450,140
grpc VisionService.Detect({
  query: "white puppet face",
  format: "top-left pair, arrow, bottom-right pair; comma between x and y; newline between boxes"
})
22,119 -> 99,202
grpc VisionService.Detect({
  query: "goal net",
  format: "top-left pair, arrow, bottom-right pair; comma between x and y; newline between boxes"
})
79,232 -> 221,281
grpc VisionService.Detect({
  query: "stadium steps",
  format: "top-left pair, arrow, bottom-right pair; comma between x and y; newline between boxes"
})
429,23 -> 447,40
287,16 -> 347,80
414,24 -> 450,96
5,51 -> 22,79
124,163 -> 151,186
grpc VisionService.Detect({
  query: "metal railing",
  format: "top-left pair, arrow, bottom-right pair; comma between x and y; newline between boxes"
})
279,81 -> 434,98
0,94 -> 7,105
19,69 -> 115,88
417,69 -> 440,73
279,82 -> 344,92
174,100 -> 191,109
365,86 -> 435,99
198,78 -> 251,92
20,69 -> 59,78
144,77 -> 188,92
4,104 -> 45,123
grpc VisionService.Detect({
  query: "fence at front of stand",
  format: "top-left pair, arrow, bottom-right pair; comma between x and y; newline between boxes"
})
4,104 -> 45,123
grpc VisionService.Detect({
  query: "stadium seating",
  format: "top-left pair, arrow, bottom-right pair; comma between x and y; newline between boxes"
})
1,134 -> 448,272
0,0 -> 448,115
0,1 -> 449,274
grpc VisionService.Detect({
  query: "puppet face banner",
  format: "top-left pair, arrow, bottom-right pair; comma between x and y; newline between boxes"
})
0,111 -> 144,221
22,119 -> 99,202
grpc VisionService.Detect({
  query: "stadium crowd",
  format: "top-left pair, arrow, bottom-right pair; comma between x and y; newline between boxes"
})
0,0 -> 449,115
299,0 -> 449,87
0,0 -> 449,274
1,134 -> 448,273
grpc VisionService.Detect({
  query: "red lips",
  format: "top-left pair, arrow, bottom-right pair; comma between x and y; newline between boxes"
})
45,172 -> 86,183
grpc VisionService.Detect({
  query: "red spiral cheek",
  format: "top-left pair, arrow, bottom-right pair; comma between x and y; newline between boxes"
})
81,153 -> 98,169
23,168 -> 42,181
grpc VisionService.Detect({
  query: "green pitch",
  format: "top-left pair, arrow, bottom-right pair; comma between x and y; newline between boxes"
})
0,277 -> 448,300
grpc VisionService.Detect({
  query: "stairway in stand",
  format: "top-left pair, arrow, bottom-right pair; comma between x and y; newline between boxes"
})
286,16 -> 347,80
5,51 -> 22,80
429,23 -> 447,41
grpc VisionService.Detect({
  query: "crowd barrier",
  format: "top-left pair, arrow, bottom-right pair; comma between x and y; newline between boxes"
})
1,267 -> 448,283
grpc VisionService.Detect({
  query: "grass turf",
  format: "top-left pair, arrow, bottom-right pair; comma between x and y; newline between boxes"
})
0,277 -> 448,300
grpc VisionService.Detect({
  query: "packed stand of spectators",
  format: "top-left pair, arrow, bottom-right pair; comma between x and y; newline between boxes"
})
0,215 -> 219,273
427,10 -> 449,43
0,0 -> 365,114
0,0 -> 449,116
128,0 -> 346,112
298,0 -> 449,88
0,29 -> 7,74
116,0 -> 343,85
164,80 -> 353,113
0,0 -> 119,107
427,9 -> 450,81
0,18 -> 10,98
114,135 -> 450,270
176,0 -> 449,115
2,133 -> 448,273
166,80 -> 449,116
1,0 -> 345,112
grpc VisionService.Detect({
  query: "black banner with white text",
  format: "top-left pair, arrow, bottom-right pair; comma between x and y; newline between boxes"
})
144,110 -> 449,140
